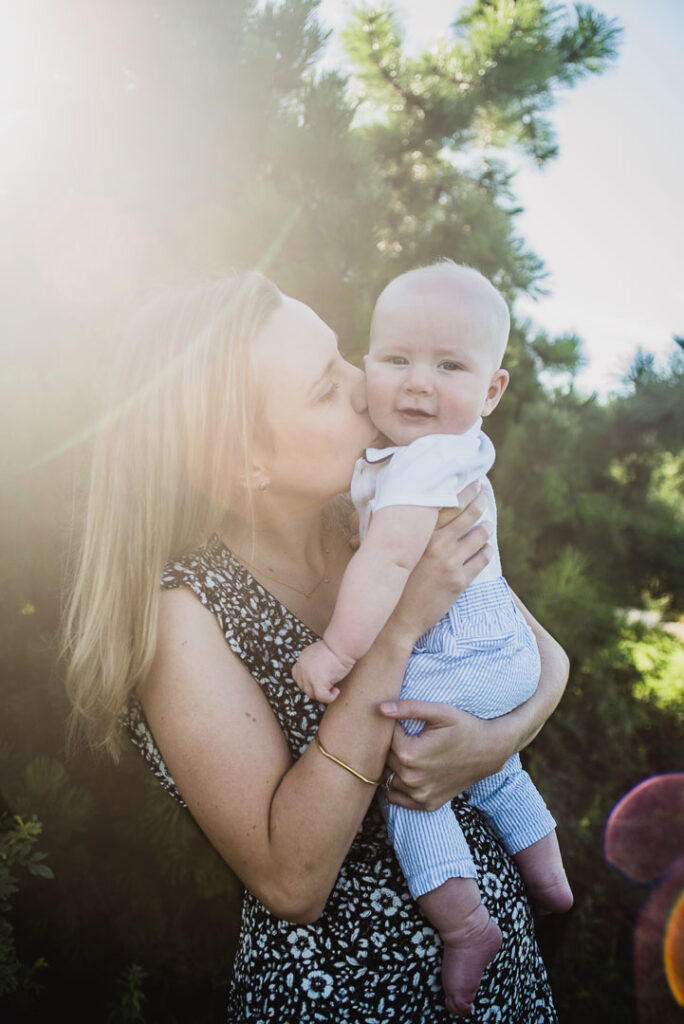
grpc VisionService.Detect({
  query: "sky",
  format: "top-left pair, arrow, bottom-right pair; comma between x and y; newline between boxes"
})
317,0 -> 684,397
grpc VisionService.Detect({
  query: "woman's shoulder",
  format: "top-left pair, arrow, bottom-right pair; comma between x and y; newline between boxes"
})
161,533 -> 228,592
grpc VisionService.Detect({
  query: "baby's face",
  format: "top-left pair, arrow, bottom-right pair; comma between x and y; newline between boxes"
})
365,282 -> 508,445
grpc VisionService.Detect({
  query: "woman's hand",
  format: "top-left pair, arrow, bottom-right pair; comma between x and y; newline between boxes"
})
388,482 -> 492,648
380,700 -> 510,811
380,592 -> 569,811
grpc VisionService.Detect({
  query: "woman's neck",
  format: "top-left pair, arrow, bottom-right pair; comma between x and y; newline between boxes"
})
223,501 -> 330,582
221,497 -> 353,636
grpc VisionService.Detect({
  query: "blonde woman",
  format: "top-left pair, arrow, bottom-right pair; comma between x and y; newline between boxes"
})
64,271 -> 567,1022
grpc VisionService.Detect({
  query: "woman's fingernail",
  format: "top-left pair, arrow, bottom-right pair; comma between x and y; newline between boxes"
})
380,701 -> 398,714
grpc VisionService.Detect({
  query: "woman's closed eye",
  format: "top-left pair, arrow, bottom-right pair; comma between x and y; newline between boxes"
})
319,380 -> 340,402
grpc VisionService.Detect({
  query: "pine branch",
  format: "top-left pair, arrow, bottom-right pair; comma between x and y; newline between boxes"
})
556,4 -> 623,81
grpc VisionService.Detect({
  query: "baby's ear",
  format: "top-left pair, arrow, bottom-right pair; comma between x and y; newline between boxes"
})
482,369 -> 509,417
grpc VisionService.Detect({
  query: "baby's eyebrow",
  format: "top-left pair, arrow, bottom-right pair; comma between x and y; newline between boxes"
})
370,340 -> 406,352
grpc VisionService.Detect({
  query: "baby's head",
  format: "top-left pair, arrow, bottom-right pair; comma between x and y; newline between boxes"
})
365,261 -> 510,445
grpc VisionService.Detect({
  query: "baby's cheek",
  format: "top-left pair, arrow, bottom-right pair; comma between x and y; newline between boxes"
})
365,372 -> 393,421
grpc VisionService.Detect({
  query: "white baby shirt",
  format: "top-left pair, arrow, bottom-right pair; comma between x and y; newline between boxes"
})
350,420 -> 502,585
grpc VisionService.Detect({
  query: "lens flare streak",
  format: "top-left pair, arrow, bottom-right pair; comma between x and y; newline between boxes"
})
665,888 -> 684,1006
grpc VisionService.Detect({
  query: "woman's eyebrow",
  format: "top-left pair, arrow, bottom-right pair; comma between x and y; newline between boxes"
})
307,357 -> 336,397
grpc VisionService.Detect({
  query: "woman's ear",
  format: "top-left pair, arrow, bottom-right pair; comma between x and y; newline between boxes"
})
481,369 -> 509,417
242,463 -> 270,493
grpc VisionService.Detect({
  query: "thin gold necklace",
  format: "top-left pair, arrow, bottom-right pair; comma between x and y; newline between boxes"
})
237,540 -> 332,600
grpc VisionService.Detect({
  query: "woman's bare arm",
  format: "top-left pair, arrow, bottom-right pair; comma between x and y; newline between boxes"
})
140,487 -> 491,924
141,588 -> 411,924
509,590 -> 570,746
382,590 -> 569,812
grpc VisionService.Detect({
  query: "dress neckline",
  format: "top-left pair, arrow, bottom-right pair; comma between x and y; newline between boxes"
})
207,533 -> 321,641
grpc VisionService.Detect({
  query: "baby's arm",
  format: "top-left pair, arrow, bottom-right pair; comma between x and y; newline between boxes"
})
292,505 -> 439,702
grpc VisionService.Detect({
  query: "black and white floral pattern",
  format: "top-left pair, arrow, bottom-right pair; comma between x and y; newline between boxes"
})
122,534 -> 557,1024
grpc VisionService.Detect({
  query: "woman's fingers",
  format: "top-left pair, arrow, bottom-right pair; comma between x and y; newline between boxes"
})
456,479 -> 481,508
458,525 -> 492,562
380,701 -> 495,809
437,522 -> 492,592
432,485 -> 492,583
383,787 -> 429,811
380,705 -> 450,810
380,698 -> 458,727
439,480 -> 481,521
388,485 -> 491,646
436,488 -> 486,533
382,771 -> 443,812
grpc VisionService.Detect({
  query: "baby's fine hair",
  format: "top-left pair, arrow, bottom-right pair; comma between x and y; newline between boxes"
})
373,259 -> 510,366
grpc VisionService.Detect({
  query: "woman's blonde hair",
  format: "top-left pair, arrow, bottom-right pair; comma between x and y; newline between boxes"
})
62,269 -> 282,759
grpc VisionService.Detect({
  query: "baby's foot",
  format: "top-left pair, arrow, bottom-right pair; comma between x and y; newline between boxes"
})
514,833 -> 574,916
440,902 -> 502,1017
525,868 -> 574,916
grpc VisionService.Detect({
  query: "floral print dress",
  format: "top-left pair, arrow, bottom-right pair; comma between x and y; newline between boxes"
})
122,534 -> 557,1024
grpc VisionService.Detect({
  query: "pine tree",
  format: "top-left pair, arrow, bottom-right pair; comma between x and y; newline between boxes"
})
334,0 -> 621,323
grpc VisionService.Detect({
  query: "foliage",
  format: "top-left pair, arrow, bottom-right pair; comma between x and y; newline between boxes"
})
619,626 -> 684,713
0,634 -> 242,1021
335,0 -> 621,320
109,963 -> 148,1024
1,1 -> 682,1022
0,814 -> 52,1001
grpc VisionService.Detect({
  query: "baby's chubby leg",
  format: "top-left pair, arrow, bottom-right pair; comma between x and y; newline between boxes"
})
513,830 -> 573,915
418,878 -> 502,1018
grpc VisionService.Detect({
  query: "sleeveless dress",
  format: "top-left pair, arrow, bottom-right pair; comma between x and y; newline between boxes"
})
122,534 -> 558,1024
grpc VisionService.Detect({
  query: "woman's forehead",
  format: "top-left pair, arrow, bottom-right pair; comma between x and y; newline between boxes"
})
256,295 -> 338,388
255,299 -> 335,366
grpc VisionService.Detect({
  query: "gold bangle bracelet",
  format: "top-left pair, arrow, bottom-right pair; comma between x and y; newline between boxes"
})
314,735 -> 383,787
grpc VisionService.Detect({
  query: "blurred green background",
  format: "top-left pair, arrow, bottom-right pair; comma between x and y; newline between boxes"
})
1,1 -> 683,1020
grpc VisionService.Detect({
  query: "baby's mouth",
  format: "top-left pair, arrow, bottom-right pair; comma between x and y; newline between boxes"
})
397,408 -> 434,420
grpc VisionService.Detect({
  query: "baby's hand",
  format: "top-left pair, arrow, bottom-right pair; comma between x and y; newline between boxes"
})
292,640 -> 355,704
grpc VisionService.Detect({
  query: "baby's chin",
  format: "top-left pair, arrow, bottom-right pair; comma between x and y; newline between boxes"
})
367,429 -> 395,450
375,422 -> 441,447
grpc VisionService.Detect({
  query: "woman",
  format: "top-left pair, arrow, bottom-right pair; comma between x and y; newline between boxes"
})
64,270 -> 568,1022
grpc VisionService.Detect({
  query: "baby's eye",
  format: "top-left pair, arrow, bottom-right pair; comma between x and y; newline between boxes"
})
386,355 -> 408,365
439,360 -> 463,371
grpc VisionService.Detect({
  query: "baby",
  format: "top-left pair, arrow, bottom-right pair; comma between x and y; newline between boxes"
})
292,262 -> 573,1017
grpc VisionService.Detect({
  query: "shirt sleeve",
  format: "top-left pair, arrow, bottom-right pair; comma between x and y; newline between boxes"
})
371,431 -> 495,512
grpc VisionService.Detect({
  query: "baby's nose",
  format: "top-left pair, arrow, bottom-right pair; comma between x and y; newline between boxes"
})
404,368 -> 433,393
